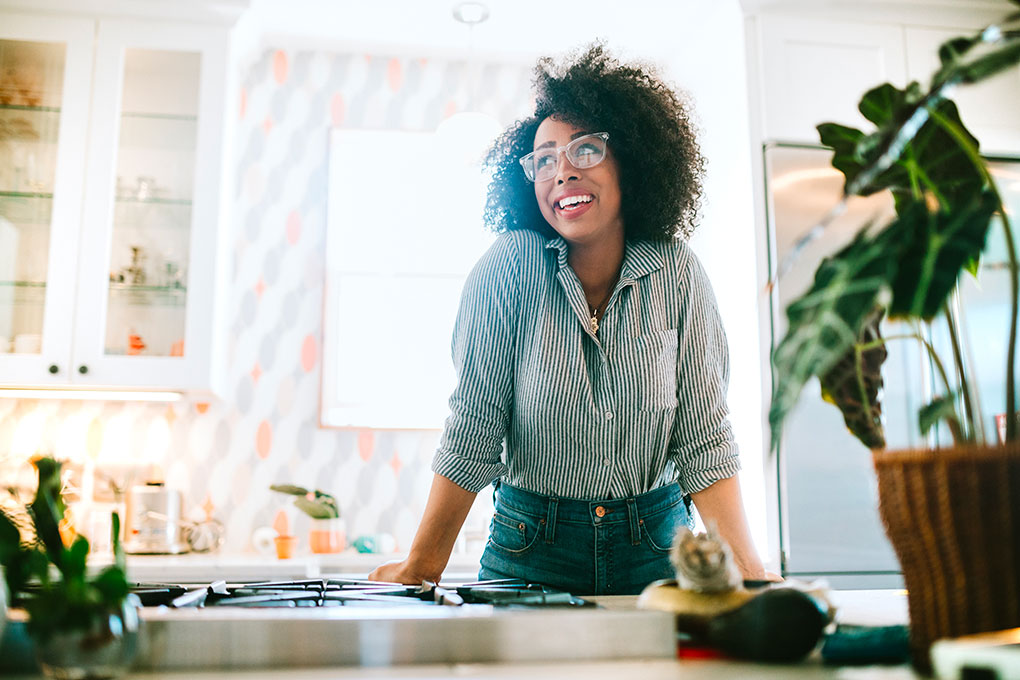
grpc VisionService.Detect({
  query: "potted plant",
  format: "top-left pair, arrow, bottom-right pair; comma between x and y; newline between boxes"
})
270,484 -> 345,554
769,7 -> 1020,672
0,457 -> 138,679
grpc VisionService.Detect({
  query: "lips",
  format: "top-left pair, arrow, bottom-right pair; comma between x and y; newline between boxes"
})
552,191 -> 595,220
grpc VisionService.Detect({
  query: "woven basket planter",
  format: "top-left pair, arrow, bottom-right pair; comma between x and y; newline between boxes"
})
873,445 -> 1020,672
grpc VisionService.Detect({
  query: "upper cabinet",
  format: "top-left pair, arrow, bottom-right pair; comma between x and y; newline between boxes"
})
756,15 -> 907,143
904,26 -> 1020,156
750,9 -> 1020,153
0,12 -> 235,394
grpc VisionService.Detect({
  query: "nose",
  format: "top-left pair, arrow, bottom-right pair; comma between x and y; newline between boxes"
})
553,149 -> 579,184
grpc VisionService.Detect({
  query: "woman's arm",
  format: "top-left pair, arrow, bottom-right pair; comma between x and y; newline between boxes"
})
369,473 -> 477,584
690,474 -> 767,580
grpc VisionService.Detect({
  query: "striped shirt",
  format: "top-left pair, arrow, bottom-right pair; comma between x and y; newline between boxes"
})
432,229 -> 741,499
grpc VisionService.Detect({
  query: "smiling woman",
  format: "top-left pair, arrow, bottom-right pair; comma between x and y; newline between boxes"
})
370,43 -> 769,594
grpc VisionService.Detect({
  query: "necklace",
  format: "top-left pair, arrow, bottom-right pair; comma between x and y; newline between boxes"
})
587,290 -> 614,334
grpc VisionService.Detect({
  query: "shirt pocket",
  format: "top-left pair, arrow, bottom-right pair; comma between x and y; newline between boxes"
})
626,328 -> 679,412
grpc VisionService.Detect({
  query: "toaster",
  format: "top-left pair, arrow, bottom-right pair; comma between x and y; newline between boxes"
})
123,482 -> 189,554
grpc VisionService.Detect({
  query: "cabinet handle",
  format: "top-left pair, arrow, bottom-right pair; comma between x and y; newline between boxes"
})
48,364 -> 59,374
78,365 -> 89,375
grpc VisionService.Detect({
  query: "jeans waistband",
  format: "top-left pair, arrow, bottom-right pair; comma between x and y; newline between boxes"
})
495,482 -> 683,525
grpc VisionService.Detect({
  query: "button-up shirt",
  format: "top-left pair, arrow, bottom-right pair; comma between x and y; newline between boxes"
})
432,229 -> 741,499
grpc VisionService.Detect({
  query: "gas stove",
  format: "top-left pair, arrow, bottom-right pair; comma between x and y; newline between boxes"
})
129,577 -> 594,609
1,577 -> 676,671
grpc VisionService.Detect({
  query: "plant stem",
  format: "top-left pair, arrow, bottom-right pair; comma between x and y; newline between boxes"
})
943,301 -> 978,443
929,106 -> 1018,442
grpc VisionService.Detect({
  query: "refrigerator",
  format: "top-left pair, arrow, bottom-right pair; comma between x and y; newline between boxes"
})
764,142 -> 1020,588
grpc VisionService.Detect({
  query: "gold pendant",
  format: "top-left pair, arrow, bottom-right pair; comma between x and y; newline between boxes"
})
590,315 -> 599,334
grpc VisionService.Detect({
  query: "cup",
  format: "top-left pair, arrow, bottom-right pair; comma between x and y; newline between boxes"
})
13,333 -> 41,354
274,535 -> 297,560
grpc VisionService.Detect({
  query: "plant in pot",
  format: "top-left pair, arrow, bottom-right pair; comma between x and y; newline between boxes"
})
270,484 -> 344,554
768,7 -> 1020,672
0,457 -> 138,679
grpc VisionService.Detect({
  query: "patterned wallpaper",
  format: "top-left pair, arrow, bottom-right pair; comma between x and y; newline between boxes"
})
0,48 -> 532,555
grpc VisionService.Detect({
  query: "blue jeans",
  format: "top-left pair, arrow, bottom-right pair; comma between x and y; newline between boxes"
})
478,481 -> 692,595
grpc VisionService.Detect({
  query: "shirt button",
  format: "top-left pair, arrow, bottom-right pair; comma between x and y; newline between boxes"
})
603,458 -> 611,467
605,410 -> 614,420
595,506 -> 606,517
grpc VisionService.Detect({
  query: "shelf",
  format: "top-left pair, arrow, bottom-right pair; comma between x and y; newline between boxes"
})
108,283 -> 187,307
0,105 -> 61,143
0,191 -> 53,199
114,197 -> 192,206
0,104 -> 61,113
121,111 -> 196,122
0,280 -> 46,305
117,112 -> 198,150
0,192 -> 54,225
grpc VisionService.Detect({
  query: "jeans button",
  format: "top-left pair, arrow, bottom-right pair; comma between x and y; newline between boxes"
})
595,506 -> 606,518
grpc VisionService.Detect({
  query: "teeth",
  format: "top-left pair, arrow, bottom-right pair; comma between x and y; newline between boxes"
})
558,195 -> 593,209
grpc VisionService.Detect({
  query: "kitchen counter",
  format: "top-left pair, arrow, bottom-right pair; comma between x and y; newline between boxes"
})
3,591 -> 919,679
3,657 -> 920,679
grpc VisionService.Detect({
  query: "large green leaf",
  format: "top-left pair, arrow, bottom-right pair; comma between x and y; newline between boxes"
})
770,226 -> 897,450
818,308 -> 888,449
817,84 -> 983,212
919,395 -> 962,437
888,191 -> 998,320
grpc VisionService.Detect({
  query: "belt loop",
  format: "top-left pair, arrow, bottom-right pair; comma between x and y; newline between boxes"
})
545,497 -> 558,544
626,498 -> 640,546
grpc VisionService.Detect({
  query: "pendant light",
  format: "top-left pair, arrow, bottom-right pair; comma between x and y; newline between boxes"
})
435,1 -> 502,167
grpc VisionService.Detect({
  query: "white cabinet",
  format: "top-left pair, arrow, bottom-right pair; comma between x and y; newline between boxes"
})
756,15 -> 907,143
904,26 -> 1020,156
0,12 -> 234,394
752,13 -> 1020,152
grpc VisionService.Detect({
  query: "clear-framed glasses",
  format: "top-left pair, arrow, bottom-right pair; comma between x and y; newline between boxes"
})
519,132 -> 610,182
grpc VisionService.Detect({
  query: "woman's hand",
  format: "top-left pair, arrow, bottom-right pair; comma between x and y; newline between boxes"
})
368,559 -> 437,585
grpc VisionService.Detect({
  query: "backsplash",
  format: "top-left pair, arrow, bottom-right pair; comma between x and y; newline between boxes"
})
0,48 -> 531,556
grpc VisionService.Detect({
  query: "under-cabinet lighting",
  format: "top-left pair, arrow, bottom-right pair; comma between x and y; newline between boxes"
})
0,389 -> 183,402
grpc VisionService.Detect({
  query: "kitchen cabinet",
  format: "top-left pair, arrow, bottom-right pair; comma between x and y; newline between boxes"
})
0,11 -> 233,394
755,14 -> 907,143
753,13 -> 1020,152
904,26 -> 1020,155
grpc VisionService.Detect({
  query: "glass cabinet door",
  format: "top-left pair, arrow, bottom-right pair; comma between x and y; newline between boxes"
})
0,16 -> 93,386
72,19 -> 230,391
0,39 -> 64,355
104,48 -> 199,359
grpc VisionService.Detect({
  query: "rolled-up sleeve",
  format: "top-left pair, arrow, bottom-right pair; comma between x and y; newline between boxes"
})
670,248 -> 741,494
431,234 -> 520,493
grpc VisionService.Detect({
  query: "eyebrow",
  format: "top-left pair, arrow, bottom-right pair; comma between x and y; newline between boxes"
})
535,131 -> 590,150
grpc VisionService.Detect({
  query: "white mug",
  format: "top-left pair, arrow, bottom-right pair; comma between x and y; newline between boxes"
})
13,334 -> 41,354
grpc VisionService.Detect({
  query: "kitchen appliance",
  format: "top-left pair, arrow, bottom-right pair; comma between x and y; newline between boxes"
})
123,482 -> 188,554
0,577 -> 676,671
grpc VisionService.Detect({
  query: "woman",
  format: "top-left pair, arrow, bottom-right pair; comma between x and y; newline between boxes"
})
370,44 -> 767,594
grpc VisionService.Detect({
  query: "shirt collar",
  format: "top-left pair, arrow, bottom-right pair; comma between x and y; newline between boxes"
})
544,235 -> 664,281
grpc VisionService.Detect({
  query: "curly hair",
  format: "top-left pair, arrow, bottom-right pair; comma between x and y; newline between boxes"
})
482,43 -> 706,242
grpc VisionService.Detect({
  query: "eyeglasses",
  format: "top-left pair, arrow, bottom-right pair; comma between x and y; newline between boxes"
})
518,132 -> 610,182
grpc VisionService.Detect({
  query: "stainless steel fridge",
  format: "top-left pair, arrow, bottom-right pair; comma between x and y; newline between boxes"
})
764,142 -> 1020,588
